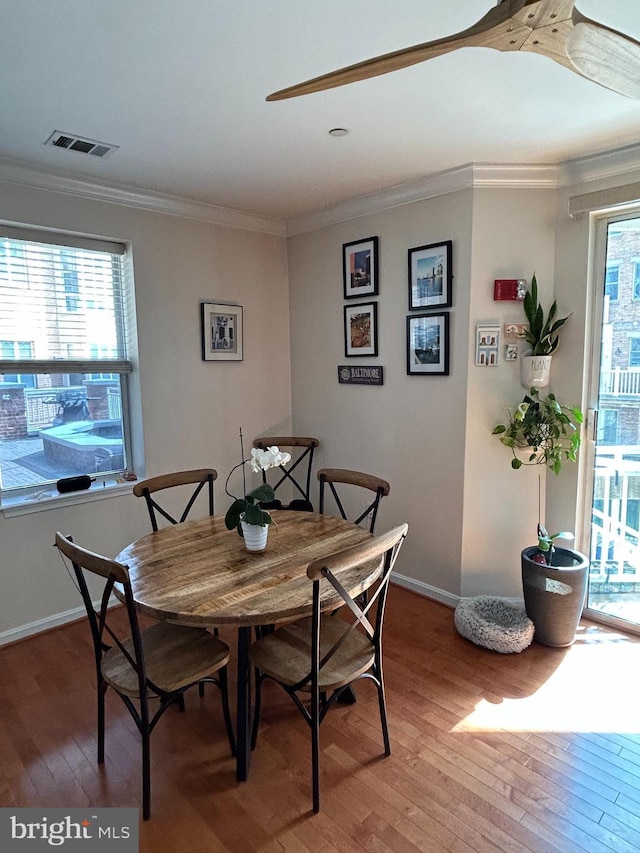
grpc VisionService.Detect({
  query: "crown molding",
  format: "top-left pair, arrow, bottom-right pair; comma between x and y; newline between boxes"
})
3,140 -> 640,241
0,156 -> 287,237
558,141 -> 640,188
285,144 -> 640,236
285,163 -> 560,236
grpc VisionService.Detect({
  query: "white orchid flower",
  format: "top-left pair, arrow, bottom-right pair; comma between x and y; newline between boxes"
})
249,446 -> 291,473
249,448 -> 269,473
266,446 -> 292,468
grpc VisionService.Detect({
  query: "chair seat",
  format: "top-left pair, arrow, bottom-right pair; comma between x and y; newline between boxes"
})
260,498 -> 313,513
250,615 -> 374,692
287,498 -> 314,513
259,498 -> 283,511
102,622 -> 230,697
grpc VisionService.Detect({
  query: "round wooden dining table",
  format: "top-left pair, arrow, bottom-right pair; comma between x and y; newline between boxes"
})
115,510 -> 374,781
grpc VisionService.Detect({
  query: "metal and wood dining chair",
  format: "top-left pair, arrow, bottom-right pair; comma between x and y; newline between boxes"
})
54,532 -> 235,820
134,468 -> 222,652
133,468 -> 217,531
317,467 -> 390,533
253,436 -> 319,512
249,523 -> 408,812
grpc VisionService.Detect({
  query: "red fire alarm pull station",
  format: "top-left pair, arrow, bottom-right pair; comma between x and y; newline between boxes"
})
494,279 -> 527,301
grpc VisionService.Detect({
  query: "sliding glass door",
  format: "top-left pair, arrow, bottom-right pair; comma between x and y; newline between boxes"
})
584,211 -> 640,629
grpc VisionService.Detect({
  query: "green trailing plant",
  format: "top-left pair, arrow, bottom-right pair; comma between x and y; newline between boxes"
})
492,387 -> 584,475
521,273 -> 571,355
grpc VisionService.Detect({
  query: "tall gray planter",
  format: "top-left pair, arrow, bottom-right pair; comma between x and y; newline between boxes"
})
521,546 -> 589,648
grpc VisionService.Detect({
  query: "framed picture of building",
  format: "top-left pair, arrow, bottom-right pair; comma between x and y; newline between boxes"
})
406,311 -> 449,375
343,236 -> 379,299
408,240 -> 452,310
475,323 -> 500,366
201,301 -> 243,361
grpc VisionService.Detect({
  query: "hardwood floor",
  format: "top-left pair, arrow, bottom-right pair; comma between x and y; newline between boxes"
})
2,585 -> 640,852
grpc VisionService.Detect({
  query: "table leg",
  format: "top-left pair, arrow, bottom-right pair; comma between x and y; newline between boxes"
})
337,686 -> 357,704
235,626 -> 252,781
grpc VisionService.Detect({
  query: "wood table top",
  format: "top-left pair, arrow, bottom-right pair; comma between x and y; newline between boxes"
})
114,511 -> 377,627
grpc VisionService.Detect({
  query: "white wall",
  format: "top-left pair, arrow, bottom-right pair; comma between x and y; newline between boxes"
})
0,180 -> 291,642
461,188 -> 557,597
288,186 -> 562,602
289,191 -> 474,601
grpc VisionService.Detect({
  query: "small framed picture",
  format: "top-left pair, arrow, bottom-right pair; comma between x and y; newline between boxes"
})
504,322 -> 528,339
505,343 -> 519,361
406,312 -> 449,375
343,236 -> 379,299
408,240 -> 452,310
201,302 -> 243,361
344,302 -> 378,357
475,323 -> 500,366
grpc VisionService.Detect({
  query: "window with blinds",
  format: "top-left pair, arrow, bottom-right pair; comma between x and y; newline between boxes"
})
0,228 -> 134,501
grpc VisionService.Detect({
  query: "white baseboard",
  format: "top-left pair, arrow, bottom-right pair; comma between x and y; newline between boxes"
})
0,604 -> 86,647
2,579 -> 521,647
391,572 -> 459,608
0,596 -> 123,647
391,573 -> 524,609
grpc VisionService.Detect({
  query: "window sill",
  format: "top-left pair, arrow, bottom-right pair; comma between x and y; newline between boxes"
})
1,479 -> 134,517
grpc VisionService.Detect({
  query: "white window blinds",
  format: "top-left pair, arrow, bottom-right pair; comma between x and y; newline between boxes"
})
0,228 -> 131,374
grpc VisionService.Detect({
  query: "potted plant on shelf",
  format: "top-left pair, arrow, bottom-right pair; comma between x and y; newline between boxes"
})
521,524 -> 590,647
520,273 -> 572,388
492,386 -> 584,474
224,430 -> 291,552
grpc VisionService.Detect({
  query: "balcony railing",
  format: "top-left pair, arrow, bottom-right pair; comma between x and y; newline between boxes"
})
600,367 -> 640,397
592,450 -> 640,586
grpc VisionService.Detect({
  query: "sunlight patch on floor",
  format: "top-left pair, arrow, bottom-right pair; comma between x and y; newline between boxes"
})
453,629 -> 640,734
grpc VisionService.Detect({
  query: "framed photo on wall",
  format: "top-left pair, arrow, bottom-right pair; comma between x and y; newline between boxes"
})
475,323 -> 500,366
343,236 -> 379,299
406,312 -> 449,375
344,301 -> 378,357
408,240 -> 452,310
201,301 -> 243,361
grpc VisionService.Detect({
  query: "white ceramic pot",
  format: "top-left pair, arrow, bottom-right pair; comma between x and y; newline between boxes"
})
240,518 -> 269,552
520,353 -> 552,389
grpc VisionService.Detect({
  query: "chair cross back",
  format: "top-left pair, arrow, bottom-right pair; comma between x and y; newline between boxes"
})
53,531 -> 234,820
54,532 -> 162,709
303,524 -> 406,690
253,436 -> 319,512
249,522 -> 408,813
317,467 -> 390,533
133,468 -> 217,531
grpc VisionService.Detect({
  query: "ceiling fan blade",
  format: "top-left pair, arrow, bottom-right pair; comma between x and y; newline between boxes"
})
266,0 -> 640,103
565,20 -> 640,100
266,3 -> 531,101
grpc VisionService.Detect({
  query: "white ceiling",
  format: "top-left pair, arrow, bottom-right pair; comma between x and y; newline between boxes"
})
1,0 -> 640,224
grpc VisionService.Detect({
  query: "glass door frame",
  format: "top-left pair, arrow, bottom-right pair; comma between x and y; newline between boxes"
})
580,203 -> 640,636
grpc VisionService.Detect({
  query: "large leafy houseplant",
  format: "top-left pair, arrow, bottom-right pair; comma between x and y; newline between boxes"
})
492,387 -> 584,474
521,273 -> 571,355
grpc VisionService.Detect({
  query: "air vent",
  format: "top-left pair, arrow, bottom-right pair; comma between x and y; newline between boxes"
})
44,131 -> 119,159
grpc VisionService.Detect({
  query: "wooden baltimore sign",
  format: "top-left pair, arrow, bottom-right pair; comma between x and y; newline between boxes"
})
337,365 -> 384,385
